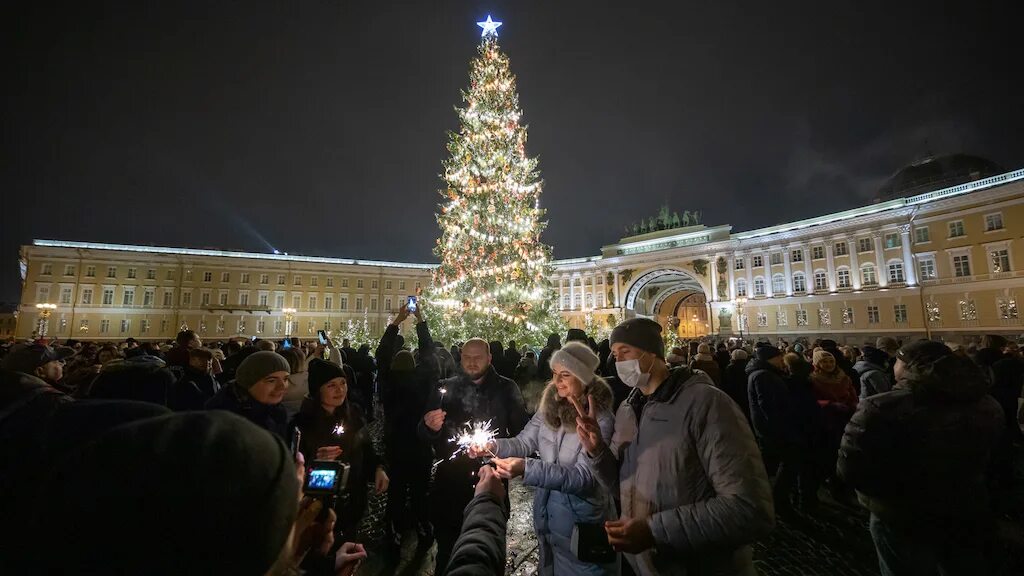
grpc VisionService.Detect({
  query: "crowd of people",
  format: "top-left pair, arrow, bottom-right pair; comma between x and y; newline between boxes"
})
1,307 -> 1022,575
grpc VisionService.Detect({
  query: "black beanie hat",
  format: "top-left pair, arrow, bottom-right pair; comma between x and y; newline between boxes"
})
755,345 -> 782,361
897,339 -> 952,367
609,318 -> 665,359
307,358 -> 351,400
566,328 -> 589,343
29,412 -> 297,575
861,345 -> 889,367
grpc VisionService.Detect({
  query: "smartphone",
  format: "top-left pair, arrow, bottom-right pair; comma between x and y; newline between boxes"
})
281,339 -> 292,350
290,428 -> 302,457
407,295 -> 417,313
317,330 -> 328,345
251,335 -> 257,343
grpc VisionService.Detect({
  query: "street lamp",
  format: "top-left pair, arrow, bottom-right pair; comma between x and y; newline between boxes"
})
35,303 -> 57,339
282,308 -> 296,337
733,297 -> 747,340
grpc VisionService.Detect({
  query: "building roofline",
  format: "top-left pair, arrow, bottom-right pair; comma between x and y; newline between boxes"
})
31,240 -> 437,270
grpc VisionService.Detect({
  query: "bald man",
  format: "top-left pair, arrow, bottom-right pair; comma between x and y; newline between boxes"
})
419,337 -> 529,576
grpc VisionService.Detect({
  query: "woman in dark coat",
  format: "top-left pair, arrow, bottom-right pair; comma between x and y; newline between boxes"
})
291,358 -> 389,541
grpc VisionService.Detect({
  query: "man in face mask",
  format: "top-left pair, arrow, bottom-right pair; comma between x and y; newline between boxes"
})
577,317 -> 774,576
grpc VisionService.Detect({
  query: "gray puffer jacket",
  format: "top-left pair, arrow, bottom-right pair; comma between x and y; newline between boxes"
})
495,378 -> 618,575
587,368 -> 774,576
852,359 -> 892,400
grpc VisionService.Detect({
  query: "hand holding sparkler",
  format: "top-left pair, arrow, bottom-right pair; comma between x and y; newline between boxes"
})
449,420 -> 498,460
466,439 -> 496,459
424,408 -> 447,433
492,457 -> 525,479
316,446 -> 343,460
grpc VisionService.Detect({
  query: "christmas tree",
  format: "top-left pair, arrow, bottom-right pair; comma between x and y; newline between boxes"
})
427,17 -> 562,345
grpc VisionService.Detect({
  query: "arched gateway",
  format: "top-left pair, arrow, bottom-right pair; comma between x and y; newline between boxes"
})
624,267 -> 713,338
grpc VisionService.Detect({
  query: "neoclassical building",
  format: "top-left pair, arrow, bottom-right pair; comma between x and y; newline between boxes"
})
553,156 -> 1024,343
14,156 -> 1024,344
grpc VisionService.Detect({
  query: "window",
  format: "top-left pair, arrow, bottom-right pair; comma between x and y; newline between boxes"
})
915,227 -> 930,244
241,273 -> 250,284
275,294 -> 284,308
308,295 -> 317,309
385,280 -> 393,290
120,319 -> 130,334
753,277 -> 765,296
325,296 -> 333,310
751,255 -> 763,268
274,320 -> 283,334
221,272 -> 230,282
985,213 -> 1004,232
399,280 -> 406,290
837,268 -> 851,288
107,266 -> 117,278
160,320 -> 168,333
219,292 -> 228,306
355,297 -> 363,310
791,249 -> 803,263
770,253 -> 783,265
357,279 -> 364,289
342,278 -> 349,288
735,279 -> 747,297
146,269 -> 156,280
998,298 -> 1019,320
893,304 -> 908,323
201,292 -> 211,306
310,276 -> 318,287
772,275 -> 785,294
862,264 -> 877,285
918,257 -> 936,280
260,274 -> 269,285
813,271 -> 828,291
166,270 -> 174,281
371,298 -> 378,311
953,254 -> 971,277
185,270 -> 193,281
793,273 -> 807,292
239,292 -> 249,305
735,257 -> 744,270
63,265 -> 75,276
257,320 -> 265,334
757,312 -> 768,327
776,310 -> 788,326
60,287 -> 72,304
100,320 -> 110,334
277,274 -> 285,285
203,272 -> 212,282
292,295 -> 301,308
102,288 -> 114,306
122,288 -> 135,306
796,310 -> 808,326
86,266 -> 96,277
326,277 -> 334,288
991,249 -> 1011,273
163,291 -> 173,307
842,307 -> 854,325
959,299 -> 977,321
294,276 -> 302,286
384,297 -> 392,311
888,261 -> 905,283
948,220 -> 965,238
340,297 -> 348,310
37,285 -> 50,303
259,293 -> 268,307
867,306 -> 880,324
40,263 -> 53,276
858,238 -> 872,253
818,307 -> 832,326
371,280 -> 378,290
79,319 -> 89,332
82,288 -> 93,305
834,241 -> 848,256
182,292 -> 192,306
143,289 -> 154,307
812,246 -> 824,260
884,233 -> 900,249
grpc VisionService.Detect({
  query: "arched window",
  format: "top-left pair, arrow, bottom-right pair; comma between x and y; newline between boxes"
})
793,273 -> 807,293
772,274 -> 785,294
813,270 -> 828,291
736,278 -> 748,297
753,277 -> 766,296
888,260 -> 905,283
862,264 -> 877,286
837,267 -> 852,289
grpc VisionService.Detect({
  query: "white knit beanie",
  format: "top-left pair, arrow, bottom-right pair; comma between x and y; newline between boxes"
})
549,342 -> 600,385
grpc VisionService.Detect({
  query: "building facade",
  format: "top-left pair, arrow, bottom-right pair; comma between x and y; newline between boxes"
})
552,165 -> 1024,344
16,242 -> 432,341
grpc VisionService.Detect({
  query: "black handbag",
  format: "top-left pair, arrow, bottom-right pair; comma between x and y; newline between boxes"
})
571,522 -> 617,564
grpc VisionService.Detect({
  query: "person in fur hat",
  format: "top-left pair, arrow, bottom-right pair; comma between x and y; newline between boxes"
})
471,341 -> 619,575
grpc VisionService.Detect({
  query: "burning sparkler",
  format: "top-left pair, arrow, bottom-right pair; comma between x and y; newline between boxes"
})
448,419 -> 498,460
332,424 -> 345,436
439,386 -> 448,409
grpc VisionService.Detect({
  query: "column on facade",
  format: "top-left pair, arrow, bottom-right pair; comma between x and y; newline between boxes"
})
825,240 -> 837,292
569,275 -> 577,310
558,276 -> 565,310
612,269 -> 621,307
727,254 -> 737,300
592,273 -> 599,308
900,225 -> 917,286
873,234 -> 888,287
802,246 -> 813,291
763,250 -> 774,298
744,254 -> 754,297
848,239 -> 861,290
710,255 -> 720,301
783,249 -> 793,295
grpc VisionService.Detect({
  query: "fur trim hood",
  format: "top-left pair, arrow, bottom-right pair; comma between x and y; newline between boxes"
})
538,376 -> 613,430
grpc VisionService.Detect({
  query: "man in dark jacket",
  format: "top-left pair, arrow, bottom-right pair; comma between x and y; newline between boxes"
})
838,340 -> 1004,576
419,338 -> 529,576
537,333 -> 561,382
975,334 -> 1024,488
721,348 -> 751,423
504,340 -> 522,375
446,465 -> 509,576
747,344 -> 802,517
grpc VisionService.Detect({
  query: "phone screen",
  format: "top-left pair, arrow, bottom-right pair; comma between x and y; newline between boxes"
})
306,469 -> 338,490
407,295 -> 417,312
251,336 -> 257,343
282,339 -> 292,350
317,330 -> 328,345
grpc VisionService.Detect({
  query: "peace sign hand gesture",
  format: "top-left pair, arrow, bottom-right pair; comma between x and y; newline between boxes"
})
571,394 -> 605,456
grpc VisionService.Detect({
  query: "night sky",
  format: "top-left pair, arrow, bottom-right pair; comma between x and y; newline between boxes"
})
4,0 -> 1021,303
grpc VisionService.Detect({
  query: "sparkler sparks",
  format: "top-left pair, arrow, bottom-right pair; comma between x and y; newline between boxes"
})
332,424 -> 345,436
448,420 -> 498,460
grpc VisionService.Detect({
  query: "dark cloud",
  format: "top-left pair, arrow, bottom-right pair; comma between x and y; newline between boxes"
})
2,0 -> 1021,302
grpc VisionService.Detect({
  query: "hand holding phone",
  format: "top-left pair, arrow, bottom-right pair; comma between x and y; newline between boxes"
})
407,295 -> 417,313
317,330 -> 328,346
